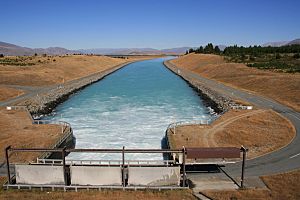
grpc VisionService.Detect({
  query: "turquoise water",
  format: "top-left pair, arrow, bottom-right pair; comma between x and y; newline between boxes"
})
44,57 -> 215,160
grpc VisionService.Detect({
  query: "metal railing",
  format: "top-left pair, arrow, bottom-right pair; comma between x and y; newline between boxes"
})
33,120 -> 71,134
231,105 -> 253,110
167,119 -> 211,135
36,158 -> 175,166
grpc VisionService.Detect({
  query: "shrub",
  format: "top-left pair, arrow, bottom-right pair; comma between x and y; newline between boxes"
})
293,53 -> 300,59
275,53 -> 281,59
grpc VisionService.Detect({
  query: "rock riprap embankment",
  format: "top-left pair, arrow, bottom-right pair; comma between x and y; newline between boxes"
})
17,63 -> 129,116
164,60 -> 241,114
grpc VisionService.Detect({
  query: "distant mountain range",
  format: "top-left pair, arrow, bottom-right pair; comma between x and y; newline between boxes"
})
287,38 -> 300,45
1,39 -> 299,56
78,47 -> 192,55
0,41 -> 79,56
262,38 -> 300,47
79,48 -> 158,55
0,41 -> 191,56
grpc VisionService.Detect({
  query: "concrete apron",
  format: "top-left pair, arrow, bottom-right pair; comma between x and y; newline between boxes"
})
188,173 -> 267,197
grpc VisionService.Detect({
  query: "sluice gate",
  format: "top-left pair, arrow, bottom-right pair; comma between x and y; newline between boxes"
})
3,147 -> 187,190
3,146 -> 247,190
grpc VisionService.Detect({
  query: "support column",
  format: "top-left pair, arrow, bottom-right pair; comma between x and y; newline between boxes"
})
5,146 -> 11,184
62,147 -> 67,186
122,146 -> 125,187
240,146 -> 247,189
182,146 -> 186,187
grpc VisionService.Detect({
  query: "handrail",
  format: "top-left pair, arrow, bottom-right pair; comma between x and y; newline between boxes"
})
36,158 -> 175,166
9,147 -> 183,154
167,119 -> 211,130
33,120 -> 71,135
167,119 -> 212,135
231,105 -> 253,110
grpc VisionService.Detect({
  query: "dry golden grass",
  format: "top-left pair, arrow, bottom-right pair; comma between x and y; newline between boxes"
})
0,55 -> 129,87
0,176 -> 195,200
202,169 -> 300,200
171,53 -> 300,111
168,109 -> 295,158
0,108 -> 62,163
0,190 -> 195,200
0,86 -> 24,101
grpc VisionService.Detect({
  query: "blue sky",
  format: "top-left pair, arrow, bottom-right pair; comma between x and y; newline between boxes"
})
1,0 -> 300,49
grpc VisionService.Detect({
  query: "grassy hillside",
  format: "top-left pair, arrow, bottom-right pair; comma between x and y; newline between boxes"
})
171,53 -> 300,111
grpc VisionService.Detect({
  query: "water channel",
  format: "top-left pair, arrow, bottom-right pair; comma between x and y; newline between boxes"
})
44,57 -> 216,160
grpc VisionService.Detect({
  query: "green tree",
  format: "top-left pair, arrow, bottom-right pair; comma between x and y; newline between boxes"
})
214,46 -> 221,54
249,56 -> 255,61
188,48 -> 194,53
204,43 -> 214,53
198,46 -> 204,53
241,54 -> 246,61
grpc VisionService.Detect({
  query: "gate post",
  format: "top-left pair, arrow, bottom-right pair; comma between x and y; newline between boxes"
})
62,147 -> 67,186
122,146 -> 125,187
5,146 -> 11,184
240,146 -> 247,189
182,146 -> 186,187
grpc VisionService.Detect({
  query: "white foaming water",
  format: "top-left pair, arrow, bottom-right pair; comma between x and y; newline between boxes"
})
43,57 -> 216,160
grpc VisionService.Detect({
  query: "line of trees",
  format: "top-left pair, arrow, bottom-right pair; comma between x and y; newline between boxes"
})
223,45 -> 300,56
187,43 -> 221,55
187,43 -> 300,56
